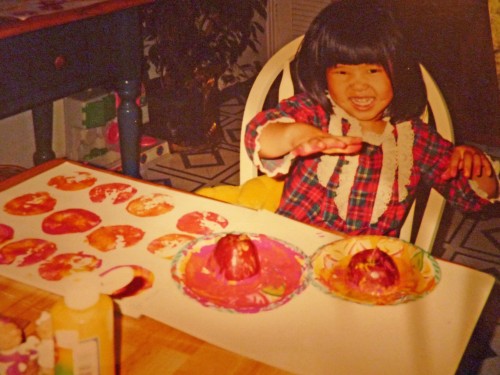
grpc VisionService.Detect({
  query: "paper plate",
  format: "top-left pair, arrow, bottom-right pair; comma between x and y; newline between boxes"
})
310,235 -> 441,305
171,232 -> 309,313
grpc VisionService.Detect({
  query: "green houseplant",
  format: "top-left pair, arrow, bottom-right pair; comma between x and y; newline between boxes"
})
143,0 -> 267,148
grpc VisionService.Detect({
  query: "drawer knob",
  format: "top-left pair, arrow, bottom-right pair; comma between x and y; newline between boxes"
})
54,55 -> 67,70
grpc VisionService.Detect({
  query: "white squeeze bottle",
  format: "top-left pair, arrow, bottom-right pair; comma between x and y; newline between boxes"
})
51,273 -> 115,375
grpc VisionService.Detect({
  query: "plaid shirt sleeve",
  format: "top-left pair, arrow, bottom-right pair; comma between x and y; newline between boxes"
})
413,120 -> 492,212
244,94 -> 328,175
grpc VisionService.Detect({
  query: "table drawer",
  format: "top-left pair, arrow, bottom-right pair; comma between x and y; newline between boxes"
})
0,19 -> 112,116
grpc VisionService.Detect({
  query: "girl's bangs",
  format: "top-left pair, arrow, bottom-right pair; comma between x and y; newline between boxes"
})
324,40 -> 389,67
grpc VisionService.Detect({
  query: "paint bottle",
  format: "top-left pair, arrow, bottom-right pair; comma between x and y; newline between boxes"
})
51,273 -> 115,375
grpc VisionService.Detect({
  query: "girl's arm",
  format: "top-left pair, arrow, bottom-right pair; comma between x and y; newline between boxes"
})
258,121 -> 362,159
441,145 -> 498,199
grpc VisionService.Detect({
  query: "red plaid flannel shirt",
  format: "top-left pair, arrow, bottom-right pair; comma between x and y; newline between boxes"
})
244,94 -> 490,236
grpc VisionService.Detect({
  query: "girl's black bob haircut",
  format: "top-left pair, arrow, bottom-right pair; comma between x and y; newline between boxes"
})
296,0 -> 427,123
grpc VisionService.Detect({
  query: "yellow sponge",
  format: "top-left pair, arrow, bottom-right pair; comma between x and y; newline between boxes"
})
238,175 -> 284,211
195,185 -> 240,204
195,175 -> 284,212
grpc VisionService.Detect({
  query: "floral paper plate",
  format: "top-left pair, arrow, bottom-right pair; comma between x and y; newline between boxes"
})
310,235 -> 441,305
171,232 -> 309,313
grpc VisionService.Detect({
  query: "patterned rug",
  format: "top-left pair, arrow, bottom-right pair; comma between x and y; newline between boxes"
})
433,206 -> 500,375
142,94 -> 244,191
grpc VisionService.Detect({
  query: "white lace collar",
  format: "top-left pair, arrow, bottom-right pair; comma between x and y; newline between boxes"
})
317,99 -> 414,224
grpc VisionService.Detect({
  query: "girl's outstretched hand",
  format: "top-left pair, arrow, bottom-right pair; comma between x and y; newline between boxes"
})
441,145 -> 493,180
291,135 -> 362,157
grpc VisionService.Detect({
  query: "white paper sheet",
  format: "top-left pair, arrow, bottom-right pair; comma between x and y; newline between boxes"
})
0,162 -> 494,375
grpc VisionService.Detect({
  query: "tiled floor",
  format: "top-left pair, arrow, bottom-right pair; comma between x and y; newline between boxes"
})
433,207 -> 499,375
142,95 -> 243,192
145,89 -> 500,374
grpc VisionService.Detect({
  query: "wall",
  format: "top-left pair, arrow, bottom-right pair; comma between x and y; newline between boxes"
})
0,110 -> 36,167
391,1 -> 499,147
0,100 -> 65,168
489,0 -> 500,91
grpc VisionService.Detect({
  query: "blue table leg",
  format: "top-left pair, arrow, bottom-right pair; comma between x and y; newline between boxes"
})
32,102 -> 56,165
116,79 -> 141,178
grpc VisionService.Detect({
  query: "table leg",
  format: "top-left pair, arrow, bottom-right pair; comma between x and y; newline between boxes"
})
32,102 -> 56,165
116,79 -> 141,179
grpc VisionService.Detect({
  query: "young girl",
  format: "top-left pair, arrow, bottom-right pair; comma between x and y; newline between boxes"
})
244,0 -> 498,236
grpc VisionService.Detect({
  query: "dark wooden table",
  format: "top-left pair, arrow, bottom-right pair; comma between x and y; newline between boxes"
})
0,0 -> 153,178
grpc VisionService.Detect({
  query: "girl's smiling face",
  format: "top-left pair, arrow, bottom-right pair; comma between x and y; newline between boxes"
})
326,64 -> 394,130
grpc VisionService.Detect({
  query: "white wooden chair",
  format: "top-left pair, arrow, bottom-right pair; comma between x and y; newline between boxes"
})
240,35 -> 454,252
